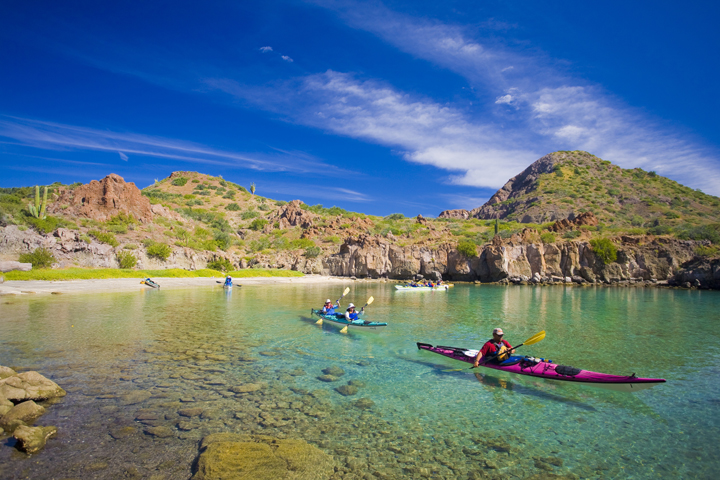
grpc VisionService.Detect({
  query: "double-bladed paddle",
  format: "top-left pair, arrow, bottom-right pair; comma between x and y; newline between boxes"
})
340,296 -> 374,333
316,287 -> 351,325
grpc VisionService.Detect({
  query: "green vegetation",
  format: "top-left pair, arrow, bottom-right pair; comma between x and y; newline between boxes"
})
19,247 -> 56,268
249,218 -> 268,231
207,257 -> 233,271
4,268 -> 233,281
146,242 -> 172,260
304,246 -> 322,258
457,239 -> 477,258
171,177 -> 188,186
88,229 -> 120,247
225,203 -> 241,211
540,232 -> 556,244
27,185 -> 48,219
116,250 -> 137,269
250,182 -> 256,195
590,238 -> 618,264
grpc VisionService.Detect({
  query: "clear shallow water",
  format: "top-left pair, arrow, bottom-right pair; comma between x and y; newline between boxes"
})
0,283 -> 719,479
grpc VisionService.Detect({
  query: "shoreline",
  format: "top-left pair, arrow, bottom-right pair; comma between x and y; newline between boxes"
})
0,275 -> 351,296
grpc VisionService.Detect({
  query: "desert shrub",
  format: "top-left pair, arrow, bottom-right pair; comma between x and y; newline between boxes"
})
563,230 -> 581,240
457,239 -> 477,258
249,219 -> 268,231
117,251 -> 137,269
223,191 -> 235,199
225,203 -> 241,211
19,247 -> 55,268
249,236 -> 272,252
214,231 -> 232,251
275,200 -> 287,206
172,177 -> 188,186
147,243 -> 172,260
325,235 -> 342,244
258,204 -> 271,211
665,211 -> 680,219
123,243 -> 137,250
695,245 -> 720,257
540,232 -> 556,243
590,238 -> 617,264
26,215 -> 61,234
88,229 -> 120,247
241,210 -> 259,220
106,223 -> 128,234
192,179 -> 200,183
207,257 -> 233,272
675,223 -> 720,244
304,246 -> 322,258
647,224 -> 672,235
290,238 -> 315,249
385,213 -> 404,220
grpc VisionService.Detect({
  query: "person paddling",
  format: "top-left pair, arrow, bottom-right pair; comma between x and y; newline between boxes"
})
224,276 -> 233,287
345,303 -> 364,323
322,299 -> 340,315
472,328 -> 515,367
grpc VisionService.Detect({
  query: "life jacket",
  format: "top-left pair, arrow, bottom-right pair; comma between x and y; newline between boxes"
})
489,340 -> 510,362
323,305 -> 335,314
346,309 -> 359,320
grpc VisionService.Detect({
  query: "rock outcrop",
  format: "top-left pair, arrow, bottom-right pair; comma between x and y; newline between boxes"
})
549,212 -> 599,232
669,256 -> 720,289
48,174 -> 154,223
0,371 -> 66,402
272,200 -> 315,230
0,261 -> 31,273
438,209 -> 470,220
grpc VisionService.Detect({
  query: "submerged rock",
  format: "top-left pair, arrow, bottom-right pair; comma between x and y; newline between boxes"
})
13,425 -> 57,454
336,385 -> 359,396
321,366 -> 345,377
317,375 -> 339,383
353,398 -> 374,410
193,434 -> 334,480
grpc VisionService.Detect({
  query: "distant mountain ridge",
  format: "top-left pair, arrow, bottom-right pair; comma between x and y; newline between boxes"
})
442,151 -> 720,229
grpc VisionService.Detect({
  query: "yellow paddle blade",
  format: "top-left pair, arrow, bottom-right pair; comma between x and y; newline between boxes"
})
315,318 -> 323,325
366,296 -> 374,306
343,287 -> 350,295
523,330 -> 546,346
340,325 -> 348,333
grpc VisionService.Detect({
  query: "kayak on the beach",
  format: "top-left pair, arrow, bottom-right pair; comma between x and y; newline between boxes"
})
395,284 -> 450,291
310,309 -> 388,329
416,342 -> 666,392
141,278 -> 160,289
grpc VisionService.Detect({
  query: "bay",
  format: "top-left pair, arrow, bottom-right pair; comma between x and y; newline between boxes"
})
0,283 -> 718,479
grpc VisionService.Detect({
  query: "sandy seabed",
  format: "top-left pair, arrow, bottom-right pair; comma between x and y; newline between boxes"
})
0,274 -> 351,296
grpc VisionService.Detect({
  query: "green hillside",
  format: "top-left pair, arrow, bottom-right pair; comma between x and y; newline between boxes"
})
473,151 -> 720,239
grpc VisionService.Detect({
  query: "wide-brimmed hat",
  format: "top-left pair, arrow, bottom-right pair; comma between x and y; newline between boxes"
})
348,303 -> 355,308
493,328 -> 504,336
325,299 -> 332,303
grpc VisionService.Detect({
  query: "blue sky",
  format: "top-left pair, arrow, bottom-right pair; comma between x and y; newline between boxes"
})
1,0 -> 719,216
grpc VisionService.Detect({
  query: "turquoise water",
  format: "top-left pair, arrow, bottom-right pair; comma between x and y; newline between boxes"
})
1,283 -> 719,479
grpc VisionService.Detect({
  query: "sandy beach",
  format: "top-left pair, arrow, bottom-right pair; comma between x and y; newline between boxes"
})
0,274 -> 352,296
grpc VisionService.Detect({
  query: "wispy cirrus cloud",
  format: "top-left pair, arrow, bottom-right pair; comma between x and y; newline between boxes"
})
306,0 -> 720,194
206,71 -> 537,189
0,116 -> 348,176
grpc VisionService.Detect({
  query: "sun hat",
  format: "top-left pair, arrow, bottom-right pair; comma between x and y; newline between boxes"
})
325,299 -> 332,303
348,303 -> 355,308
493,328 -> 504,336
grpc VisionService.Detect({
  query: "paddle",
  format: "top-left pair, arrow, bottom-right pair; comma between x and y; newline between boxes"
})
316,287 -> 350,325
469,330 -> 546,369
340,296 -> 374,333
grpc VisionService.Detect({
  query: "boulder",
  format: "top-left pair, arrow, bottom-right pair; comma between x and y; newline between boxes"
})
0,371 -> 66,402
12,425 -> 57,454
438,209 -> 470,220
193,434 -> 334,480
0,261 -> 32,273
0,366 -> 16,380
0,400 -> 46,433
0,396 -> 13,417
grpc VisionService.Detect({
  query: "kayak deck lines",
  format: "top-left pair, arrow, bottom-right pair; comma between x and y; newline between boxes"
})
417,342 -> 665,392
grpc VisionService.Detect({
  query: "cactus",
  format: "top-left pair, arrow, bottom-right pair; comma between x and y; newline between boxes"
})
494,218 -> 499,236
28,185 -> 48,219
250,182 -> 256,195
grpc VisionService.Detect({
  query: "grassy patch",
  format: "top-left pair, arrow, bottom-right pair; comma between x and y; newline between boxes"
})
226,269 -> 304,278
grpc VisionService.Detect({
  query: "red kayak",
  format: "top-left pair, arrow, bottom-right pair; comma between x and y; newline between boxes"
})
417,342 -> 666,392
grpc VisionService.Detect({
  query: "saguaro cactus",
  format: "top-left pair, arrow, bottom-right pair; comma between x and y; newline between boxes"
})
250,182 -> 256,195
28,186 -> 48,219
494,218 -> 499,236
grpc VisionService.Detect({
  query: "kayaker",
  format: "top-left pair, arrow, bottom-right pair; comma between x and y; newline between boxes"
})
472,328 -> 515,367
322,299 -> 340,315
345,303 -> 364,322
224,276 -> 233,287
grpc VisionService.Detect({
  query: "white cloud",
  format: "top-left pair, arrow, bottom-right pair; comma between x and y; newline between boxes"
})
259,46 -> 273,53
0,116 -> 348,176
494,94 -> 514,105
281,55 -> 293,62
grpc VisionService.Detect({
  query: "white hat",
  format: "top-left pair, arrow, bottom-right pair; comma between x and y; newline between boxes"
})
325,299 -> 332,303
493,328 -> 504,336
348,303 -> 355,308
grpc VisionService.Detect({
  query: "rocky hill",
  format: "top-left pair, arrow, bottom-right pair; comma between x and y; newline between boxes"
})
1,157 -> 719,289
441,151 -> 720,230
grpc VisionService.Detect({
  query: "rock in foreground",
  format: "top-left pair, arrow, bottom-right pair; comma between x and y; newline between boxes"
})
193,433 -> 334,480
13,425 -> 57,454
0,371 -> 67,402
